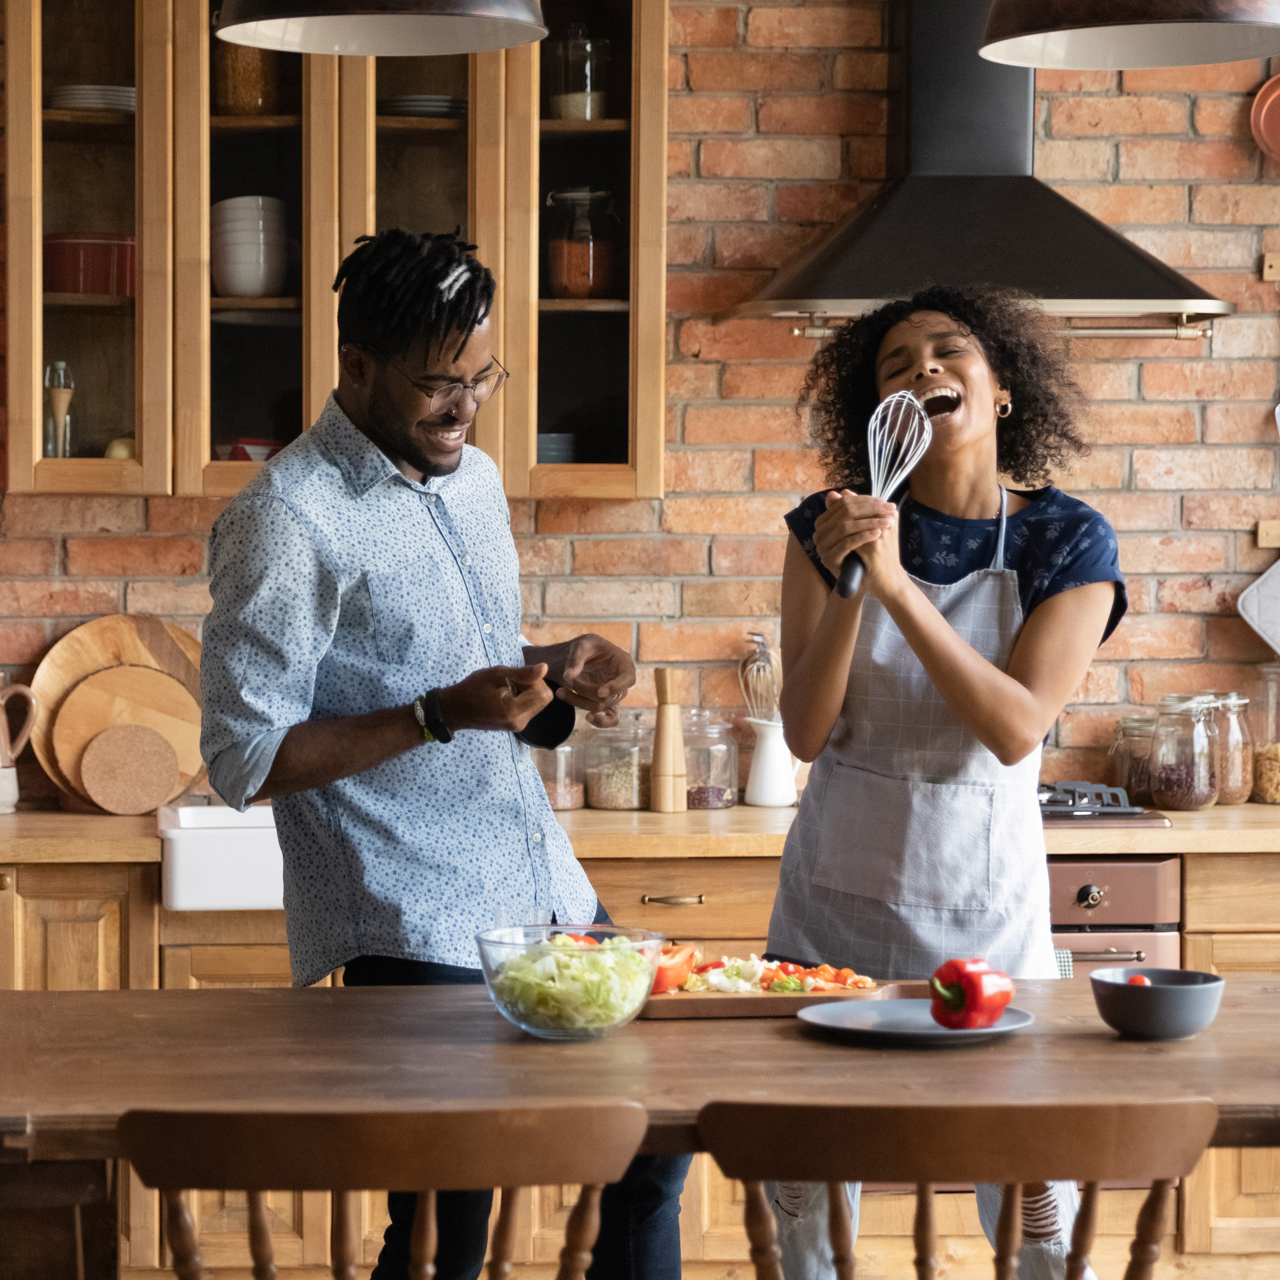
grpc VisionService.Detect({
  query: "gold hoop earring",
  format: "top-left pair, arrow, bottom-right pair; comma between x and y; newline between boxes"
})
996,401 -> 1013,419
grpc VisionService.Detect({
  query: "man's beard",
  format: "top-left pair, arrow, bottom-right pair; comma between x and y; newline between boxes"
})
366,372 -> 462,479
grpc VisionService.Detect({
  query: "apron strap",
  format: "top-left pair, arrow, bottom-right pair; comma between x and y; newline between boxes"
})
992,486 -> 1008,570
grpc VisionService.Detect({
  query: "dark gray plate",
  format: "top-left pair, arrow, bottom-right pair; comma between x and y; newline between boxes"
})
797,999 -> 1034,1047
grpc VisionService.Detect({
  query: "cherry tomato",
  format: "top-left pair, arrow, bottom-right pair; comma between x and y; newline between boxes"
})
651,944 -> 698,994
1127,974 -> 1153,986
779,963 -> 800,976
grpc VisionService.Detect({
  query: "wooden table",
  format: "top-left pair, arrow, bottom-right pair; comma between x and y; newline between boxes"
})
3,977 -> 1278,1161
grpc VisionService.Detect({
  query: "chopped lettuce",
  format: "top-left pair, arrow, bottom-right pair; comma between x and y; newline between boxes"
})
704,954 -> 767,992
490,933 -> 655,1030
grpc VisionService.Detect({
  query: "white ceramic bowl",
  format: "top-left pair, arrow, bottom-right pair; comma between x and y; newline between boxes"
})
212,215 -> 286,233
212,257 -> 287,298
212,207 -> 286,224
212,196 -> 285,217
212,231 -> 288,250
212,241 -> 287,260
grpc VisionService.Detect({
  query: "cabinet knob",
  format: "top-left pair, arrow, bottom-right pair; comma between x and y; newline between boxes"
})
0,874 -> 10,891
640,894 -> 704,906
1076,884 -> 1103,908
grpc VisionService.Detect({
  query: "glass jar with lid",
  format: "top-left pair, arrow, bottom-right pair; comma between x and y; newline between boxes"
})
1252,663 -> 1280,803
531,720 -> 587,811
543,22 -> 610,121
1206,691 -> 1252,806
584,710 -> 652,810
682,709 -> 738,809
546,189 -> 618,300
1109,714 -> 1156,807
1150,694 -> 1219,810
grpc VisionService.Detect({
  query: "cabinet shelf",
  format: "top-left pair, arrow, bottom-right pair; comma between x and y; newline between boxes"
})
43,106 -> 134,143
538,299 -> 630,312
540,118 -> 629,135
376,115 -> 464,133
210,296 -> 300,310
210,114 -> 300,132
44,292 -> 134,310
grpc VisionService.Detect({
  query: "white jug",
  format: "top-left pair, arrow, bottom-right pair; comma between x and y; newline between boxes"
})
744,717 -> 799,807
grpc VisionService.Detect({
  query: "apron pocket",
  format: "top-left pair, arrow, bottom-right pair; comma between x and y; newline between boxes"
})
810,765 -> 994,910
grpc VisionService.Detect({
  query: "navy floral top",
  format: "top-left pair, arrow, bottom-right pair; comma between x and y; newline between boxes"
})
785,486 -> 1127,642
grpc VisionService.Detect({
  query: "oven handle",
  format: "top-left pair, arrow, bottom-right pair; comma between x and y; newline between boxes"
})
1070,948 -> 1146,963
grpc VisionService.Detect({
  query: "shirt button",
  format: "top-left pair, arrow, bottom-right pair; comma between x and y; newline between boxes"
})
482,623 -> 492,633
532,832 -> 543,843
425,493 -> 437,503
462,555 -> 472,566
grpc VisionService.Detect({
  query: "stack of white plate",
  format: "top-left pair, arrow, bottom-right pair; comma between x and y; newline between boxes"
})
211,196 -> 287,298
49,85 -> 137,112
377,95 -> 467,119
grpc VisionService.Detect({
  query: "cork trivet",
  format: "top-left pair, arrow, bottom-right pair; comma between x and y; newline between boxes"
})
79,725 -> 179,815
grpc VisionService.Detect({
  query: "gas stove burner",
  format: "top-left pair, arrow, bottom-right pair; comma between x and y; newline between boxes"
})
1038,781 -> 1145,819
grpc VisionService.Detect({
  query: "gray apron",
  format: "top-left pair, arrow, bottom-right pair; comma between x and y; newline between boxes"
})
768,488 -> 1056,981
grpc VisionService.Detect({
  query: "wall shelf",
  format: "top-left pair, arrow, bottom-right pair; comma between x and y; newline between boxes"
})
44,292 -> 135,310
538,299 -> 630,312
209,114 -> 301,131
209,296 -> 301,310
376,115 -> 464,133
540,118 -> 629,134
43,107 -> 134,142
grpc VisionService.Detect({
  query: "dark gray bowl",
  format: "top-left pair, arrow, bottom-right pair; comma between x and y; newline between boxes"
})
1090,967 -> 1224,1040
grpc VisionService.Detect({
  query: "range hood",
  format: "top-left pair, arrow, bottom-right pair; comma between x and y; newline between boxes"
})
730,0 -> 1234,335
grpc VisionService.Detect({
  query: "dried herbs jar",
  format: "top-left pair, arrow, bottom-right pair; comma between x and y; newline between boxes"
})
1110,714 -> 1156,807
1150,694 -> 1219,811
682,709 -> 738,809
584,710 -> 652,810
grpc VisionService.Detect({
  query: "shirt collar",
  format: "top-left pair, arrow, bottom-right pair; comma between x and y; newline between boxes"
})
312,394 -> 472,498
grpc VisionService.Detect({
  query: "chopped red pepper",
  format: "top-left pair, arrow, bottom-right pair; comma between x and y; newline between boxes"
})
929,958 -> 1015,1030
694,959 -> 726,974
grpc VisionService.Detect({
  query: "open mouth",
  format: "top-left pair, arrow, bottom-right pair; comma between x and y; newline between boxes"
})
918,388 -> 962,419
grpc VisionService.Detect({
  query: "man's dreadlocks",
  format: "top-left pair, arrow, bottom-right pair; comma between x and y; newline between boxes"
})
333,228 -> 495,361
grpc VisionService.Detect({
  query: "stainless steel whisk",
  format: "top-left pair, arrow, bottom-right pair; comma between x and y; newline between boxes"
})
836,390 -> 933,598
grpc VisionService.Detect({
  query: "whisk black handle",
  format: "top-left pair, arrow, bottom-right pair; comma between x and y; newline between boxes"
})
836,551 -> 864,599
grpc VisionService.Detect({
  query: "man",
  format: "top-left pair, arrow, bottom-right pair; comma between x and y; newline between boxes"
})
201,228 -> 689,1280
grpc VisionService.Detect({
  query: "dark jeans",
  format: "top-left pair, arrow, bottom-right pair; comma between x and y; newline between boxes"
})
341,911 -> 692,1280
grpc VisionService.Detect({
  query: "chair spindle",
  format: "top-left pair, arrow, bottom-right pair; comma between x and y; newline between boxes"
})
743,1181 -> 785,1280
994,1183 -> 1022,1280
329,1190 -> 359,1280
827,1182 -> 856,1280
556,1183 -> 604,1280
246,1191 -> 277,1280
162,1189 -> 207,1280
488,1187 -> 522,1280
1123,1179 -> 1172,1280
409,1188 -> 438,1280
912,1183 -> 935,1280
1065,1182 -> 1098,1280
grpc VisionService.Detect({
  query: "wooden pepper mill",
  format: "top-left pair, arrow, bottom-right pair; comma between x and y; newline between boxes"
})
650,668 -> 687,813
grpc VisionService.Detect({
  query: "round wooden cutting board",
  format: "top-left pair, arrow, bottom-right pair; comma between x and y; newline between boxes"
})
31,614 -> 202,797
80,724 -> 180,815
52,665 -> 202,804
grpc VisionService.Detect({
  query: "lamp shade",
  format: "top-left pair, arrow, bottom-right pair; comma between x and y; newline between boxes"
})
981,0 -> 1280,69
213,0 -> 547,56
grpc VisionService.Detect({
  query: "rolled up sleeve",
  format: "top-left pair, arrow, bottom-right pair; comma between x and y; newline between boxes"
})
201,496 -> 341,811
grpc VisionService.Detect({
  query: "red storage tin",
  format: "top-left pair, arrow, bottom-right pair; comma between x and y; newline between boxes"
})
43,233 -> 136,297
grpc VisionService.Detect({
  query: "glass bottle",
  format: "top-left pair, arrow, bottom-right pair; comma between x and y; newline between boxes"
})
1252,663 -> 1280,803
1109,715 -> 1156,807
43,361 -> 74,458
543,22 -> 610,121
546,189 -> 618,300
683,709 -> 738,809
584,710 -> 653,810
1150,694 -> 1219,811
1208,692 -> 1252,806
531,723 -> 586,811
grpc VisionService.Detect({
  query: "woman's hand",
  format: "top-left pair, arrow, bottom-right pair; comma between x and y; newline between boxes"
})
814,491 -> 900,595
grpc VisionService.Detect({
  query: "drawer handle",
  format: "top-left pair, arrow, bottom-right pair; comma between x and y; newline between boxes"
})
1071,949 -> 1146,963
640,894 -> 705,906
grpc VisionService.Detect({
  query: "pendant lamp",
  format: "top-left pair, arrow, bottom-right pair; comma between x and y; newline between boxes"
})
981,0 -> 1280,69
213,0 -> 547,56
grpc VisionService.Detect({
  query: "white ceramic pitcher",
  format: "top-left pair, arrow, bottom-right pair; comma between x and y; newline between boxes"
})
744,717 -> 799,807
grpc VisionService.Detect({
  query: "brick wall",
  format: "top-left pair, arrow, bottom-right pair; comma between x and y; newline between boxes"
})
5,7 -> 1280,799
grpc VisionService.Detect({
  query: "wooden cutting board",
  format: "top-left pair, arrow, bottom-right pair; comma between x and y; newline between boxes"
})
638,980 -> 931,1019
52,665 -> 202,804
31,614 -> 202,797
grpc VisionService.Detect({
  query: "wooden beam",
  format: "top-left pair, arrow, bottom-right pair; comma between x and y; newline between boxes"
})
303,55 -> 341,429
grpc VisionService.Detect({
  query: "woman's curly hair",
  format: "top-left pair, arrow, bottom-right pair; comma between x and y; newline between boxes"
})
803,285 -> 1088,490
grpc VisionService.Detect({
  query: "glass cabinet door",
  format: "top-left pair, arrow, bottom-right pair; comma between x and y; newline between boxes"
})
502,0 -> 666,499
173,0 -> 339,496
7,0 -> 172,493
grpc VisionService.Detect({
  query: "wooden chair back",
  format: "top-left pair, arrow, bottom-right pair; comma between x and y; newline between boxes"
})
119,1099 -> 649,1280
697,1099 -> 1218,1280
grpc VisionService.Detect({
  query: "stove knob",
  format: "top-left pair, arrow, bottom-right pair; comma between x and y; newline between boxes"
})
1076,884 -> 1103,908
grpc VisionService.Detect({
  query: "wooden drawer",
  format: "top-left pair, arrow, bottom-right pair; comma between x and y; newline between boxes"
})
1183,855 -> 1280,933
584,858 -> 780,938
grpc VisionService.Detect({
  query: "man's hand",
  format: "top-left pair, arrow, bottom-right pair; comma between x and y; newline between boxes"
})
525,633 -> 636,728
438,664 -> 554,734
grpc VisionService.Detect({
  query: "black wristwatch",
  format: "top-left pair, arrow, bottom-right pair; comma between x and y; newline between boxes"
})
413,688 -> 454,744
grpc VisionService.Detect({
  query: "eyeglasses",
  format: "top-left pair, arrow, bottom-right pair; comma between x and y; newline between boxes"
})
365,346 -> 509,416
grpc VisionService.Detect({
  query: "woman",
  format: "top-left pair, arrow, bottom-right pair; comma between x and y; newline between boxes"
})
766,287 -> 1126,1280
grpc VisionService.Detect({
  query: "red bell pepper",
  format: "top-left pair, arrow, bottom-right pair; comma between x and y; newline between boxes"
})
929,958 -> 1015,1030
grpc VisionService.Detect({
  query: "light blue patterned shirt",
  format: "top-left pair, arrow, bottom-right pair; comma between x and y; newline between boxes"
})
201,396 -> 597,985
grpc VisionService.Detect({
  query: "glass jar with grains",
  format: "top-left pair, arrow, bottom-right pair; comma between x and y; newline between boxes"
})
1109,715 -> 1156,807
683,709 -> 738,809
1206,691 -> 1252,806
1150,694 -> 1219,811
1252,663 -> 1280,803
530,722 -> 587,811
584,710 -> 652,810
